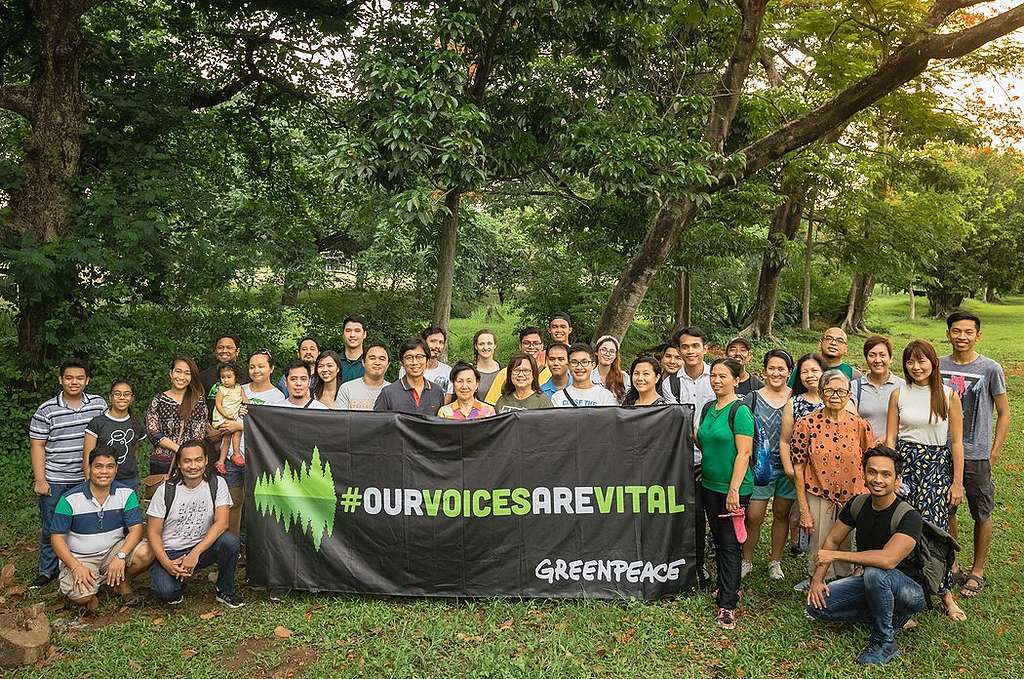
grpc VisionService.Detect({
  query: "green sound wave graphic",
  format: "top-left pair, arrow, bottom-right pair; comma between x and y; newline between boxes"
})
253,446 -> 337,551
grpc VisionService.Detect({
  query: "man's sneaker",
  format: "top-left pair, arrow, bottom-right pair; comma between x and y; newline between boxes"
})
857,642 -> 900,665
269,588 -> 290,602
740,560 -> 753,579
716,607 -> 736,630
215,590 -> 244,609
793,578 -> 810,592
790,543 -> 805,558
29,573 -> 55,589
167,594 -> 184,605
768,561 -> 785,580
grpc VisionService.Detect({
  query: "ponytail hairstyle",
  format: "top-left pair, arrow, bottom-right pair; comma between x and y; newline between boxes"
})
624,355 -> 662,405
170,356 -> 204,421
902,339 -> 948,422
593,335 -> 626,403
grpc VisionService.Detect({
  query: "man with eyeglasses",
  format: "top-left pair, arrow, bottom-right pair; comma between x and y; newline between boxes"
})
375,339 -> 446,415
550,343 -> 617,407
400,325 -> 453,402
484,327 -> 553,403
789,327 -> 860,388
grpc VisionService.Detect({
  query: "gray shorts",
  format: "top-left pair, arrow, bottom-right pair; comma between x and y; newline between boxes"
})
58,539 -> 144,599
960,459 -> 995,522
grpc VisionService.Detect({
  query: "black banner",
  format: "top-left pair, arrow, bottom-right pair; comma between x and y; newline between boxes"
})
243,405 -> 696,599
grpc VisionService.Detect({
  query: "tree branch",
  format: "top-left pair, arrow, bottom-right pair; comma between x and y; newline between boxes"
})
713,3 -> 1024,190
0,83 -> 33,119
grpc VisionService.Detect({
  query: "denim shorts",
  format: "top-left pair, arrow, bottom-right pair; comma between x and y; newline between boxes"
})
223,458 -> 245,489
751,467 -> 797,501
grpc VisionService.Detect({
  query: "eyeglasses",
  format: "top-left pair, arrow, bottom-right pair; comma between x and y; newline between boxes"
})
111,391 -> 134,398
821,336 -> 847,345
521,340 -> 544,348
822,388 -> 850,397
569,359 -> 592,368
511,368 -> 532,376
403,353 -> 428,362
597,348 -> 616,356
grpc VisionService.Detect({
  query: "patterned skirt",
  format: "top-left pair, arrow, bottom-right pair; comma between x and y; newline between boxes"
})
896,440 -> 953,530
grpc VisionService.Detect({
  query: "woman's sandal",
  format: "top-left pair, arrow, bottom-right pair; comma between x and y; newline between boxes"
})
961,574 -> 988,598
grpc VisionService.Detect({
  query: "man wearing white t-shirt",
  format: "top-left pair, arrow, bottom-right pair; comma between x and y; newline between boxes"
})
337,343 -> 391,410
147,441 -> 241,607
281,360 -> 329,409
551,343 -> 618,407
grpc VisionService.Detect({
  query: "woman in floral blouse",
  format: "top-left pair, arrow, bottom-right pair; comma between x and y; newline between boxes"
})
145,356 -> 208,475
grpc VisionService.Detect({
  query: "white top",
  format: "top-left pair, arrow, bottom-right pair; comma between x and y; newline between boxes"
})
147,477 -> 233,552
897,383 -> 952,445
281,399 -> 329,409
242,384 -> 288,406
550,385 -> 619,407
659,363 -> 713,465
590,368 -> 632,392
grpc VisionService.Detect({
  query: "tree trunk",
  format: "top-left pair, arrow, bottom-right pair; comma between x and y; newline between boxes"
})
927,289 -> 965,318
432,189 -> 462,342
801,211 -> 815,331
840,273 -> 875,334
984,283 -> 994,303
909,287 -> 916,320
673,269 -> 691,329
742,181 -> 805,339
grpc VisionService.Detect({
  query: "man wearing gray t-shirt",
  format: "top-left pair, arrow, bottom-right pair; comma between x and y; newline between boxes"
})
940,311 -> 1010,598
336,343 -> 391,410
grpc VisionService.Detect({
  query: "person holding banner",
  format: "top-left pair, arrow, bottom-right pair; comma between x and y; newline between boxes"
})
625,356 -> 667,406
374,339 -> 445,416
696,357 -> 754,630
550,344 -> 618,407
438,363 -> 496,420
494,354 -> 551,412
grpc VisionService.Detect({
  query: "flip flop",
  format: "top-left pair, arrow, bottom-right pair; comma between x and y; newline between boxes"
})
961,574 -> 987,597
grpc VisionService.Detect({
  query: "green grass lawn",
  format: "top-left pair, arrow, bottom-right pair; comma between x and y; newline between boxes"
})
4,296 -> 1023,677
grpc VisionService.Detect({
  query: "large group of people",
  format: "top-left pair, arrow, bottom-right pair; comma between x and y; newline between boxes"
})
27,310 -> 1009,664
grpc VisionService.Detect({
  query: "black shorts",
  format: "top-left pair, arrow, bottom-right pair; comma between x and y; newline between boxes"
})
959,459 -> 995,522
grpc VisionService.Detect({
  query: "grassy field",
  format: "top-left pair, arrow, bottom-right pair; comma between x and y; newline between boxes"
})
3,295 -> 1022,677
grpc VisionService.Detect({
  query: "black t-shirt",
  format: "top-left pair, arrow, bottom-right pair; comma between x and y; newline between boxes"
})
839,495 -> 924,583
736,374 -> 765,396
84,412 -> 147,481
199,364 -> 252,423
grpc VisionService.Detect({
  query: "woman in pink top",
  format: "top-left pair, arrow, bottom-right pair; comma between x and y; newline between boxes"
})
438,363 -> 496,420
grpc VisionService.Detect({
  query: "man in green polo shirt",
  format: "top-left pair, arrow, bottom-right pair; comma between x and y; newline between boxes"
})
789,327 -> 861,387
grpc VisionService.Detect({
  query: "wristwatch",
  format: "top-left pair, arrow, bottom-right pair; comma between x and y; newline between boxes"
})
116,551 -> 128,560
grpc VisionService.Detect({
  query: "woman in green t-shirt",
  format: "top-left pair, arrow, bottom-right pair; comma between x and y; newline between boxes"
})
696,357 -> 755,631
494,354 -> 552,413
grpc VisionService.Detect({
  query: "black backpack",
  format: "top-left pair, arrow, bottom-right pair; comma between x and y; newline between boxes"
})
163,475 -> 219,519
849,494 -> 960,597
698,400 -> 759,464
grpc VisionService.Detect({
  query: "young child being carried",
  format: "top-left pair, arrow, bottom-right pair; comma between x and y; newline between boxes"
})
213,363 -> 249,474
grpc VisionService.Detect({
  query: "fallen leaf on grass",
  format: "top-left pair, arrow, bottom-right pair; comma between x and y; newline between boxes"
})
5,585 -> 26,597
616,627 -> 636,644
128,660 -> 142,671
0,564 -> 16,589
498,618 -> 515,631
181,649 -> 198,659
274,625 -> 294,638
456,632 -> 484,642
200,610 -> 222,621
304,604 -> 323,621
152,617 -> 164,627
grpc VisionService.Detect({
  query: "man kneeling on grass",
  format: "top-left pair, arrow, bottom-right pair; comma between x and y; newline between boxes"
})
147,440 -> 242,608
805,445 -> 927,665
51,445 -> 150,610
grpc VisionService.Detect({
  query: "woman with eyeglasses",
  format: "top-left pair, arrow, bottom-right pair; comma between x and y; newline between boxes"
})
494,354 -> 551,412
624,356 -> 667,406
591,335 -> 630,404
885,339 -> 966,621
438,363 -> 496,420
790,369 -> 874,588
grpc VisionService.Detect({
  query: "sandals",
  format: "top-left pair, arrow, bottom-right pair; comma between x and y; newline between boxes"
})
961,574 -> 988,597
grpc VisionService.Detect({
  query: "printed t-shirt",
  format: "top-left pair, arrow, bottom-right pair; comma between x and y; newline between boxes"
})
85,411 -> 146,481
939,354 -> 1007,460
550,385 -> 618,407
790,410 -> 873,506
495,392 -> 552,412
147,476 -> 233,552
336,379 -> 390,410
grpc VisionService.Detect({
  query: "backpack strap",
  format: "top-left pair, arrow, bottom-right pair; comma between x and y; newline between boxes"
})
727,400 -> 744,431
856,378 -> 864,405
560,388 -> 579,408
889,499 -> 914,536
699,400 -> 714,426
163,480 -> 177,520
849,493 -> 870,521
670,374 -> 681,403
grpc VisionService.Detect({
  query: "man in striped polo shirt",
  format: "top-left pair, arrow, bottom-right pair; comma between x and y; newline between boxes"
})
29,358 -> 107,587
51,446 -> 148,609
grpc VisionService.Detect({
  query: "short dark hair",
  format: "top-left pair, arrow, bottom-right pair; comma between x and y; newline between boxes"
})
285,359 -> 311,378
297,335 -> 320,350
449,361 -> 479,385
60,358 -> 90,378
248,348 -> 274,366
946,310 -> 981,331
710,357 -> 742,378
862,444 -> 904,476
421,324 -> 447,342
399,338 -> 430,361
763,348 -> 793,370
363,342 -> 389,360
792,353 -> 829,396
343,314 -> 367,332
862,335 -> 893,359
109,378 -> 135,395
88,445 -> 118,465
546,342 -> 570,358
567,342 -> 595,360
212,334 -> 241,350
673,326 -> 707,346
518,326 -> 543,342
218,362 -> 244,381
548,312 -> 573,326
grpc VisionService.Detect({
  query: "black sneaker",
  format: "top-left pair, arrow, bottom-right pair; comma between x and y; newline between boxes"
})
216,590 -> 244,609
30,573 -> 55,589
167,594 -> 184,605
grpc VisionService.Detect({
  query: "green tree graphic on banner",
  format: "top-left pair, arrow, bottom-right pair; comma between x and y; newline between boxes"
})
253,446 -> 337,550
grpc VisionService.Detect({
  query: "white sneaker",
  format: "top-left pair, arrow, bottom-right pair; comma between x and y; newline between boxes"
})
768,561 -> 784,580
740,560 -> 753,579
794,578 -> 810,592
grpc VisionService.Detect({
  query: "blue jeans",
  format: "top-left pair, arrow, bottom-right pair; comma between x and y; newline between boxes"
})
806,567 -> 927,645
39,482 -> 79,577
149,532 -> 240,601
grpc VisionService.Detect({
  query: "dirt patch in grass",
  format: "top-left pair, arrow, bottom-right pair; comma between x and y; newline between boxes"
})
215,635 -> 320,677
